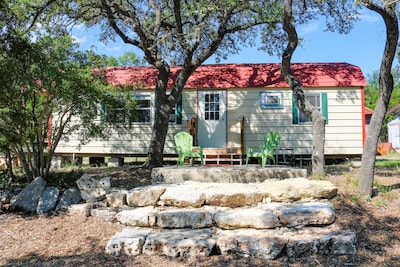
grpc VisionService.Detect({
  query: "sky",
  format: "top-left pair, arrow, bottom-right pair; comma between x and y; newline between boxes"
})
71,8 -> 391,78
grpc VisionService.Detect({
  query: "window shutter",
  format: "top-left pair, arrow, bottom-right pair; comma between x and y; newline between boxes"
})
322,93 -> 328,124
176,97 -> 182,124
292,94 -> 299,124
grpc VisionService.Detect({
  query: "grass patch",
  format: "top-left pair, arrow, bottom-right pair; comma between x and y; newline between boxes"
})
375,159 -> 400,169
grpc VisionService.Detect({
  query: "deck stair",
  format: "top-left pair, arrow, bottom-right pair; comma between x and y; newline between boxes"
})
69,167 -> 357,261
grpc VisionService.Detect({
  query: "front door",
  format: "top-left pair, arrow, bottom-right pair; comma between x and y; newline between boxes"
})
197,90 -> 226,148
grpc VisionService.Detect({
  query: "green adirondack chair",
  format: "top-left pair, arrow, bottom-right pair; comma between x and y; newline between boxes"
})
245,130 -> 281,167
174,131 -> 204,166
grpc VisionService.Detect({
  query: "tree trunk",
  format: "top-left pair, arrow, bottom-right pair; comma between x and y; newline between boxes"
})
5,148 -> 15,185
359,1 -> 399,197
281,0 -> 325,176
145,96 -> 171,168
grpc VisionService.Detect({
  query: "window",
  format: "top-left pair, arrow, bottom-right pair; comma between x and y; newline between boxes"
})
260,92 -> 284,109
102,94 -> 182,125
204,92 -> 220,120
132,95 -> 151,123
168,97 -> 182,124
292,93 -> 328,124
101,94 -> 151,124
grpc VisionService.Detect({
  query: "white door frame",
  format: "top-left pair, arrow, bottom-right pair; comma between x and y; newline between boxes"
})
197,90 -> 227,148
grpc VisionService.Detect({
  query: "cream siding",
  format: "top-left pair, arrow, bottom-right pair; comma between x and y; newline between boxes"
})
55,86 -> 364,157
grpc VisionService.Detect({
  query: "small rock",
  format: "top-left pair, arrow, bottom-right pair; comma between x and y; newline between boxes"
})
56,188 -> 81,210
68,203 -> 92,217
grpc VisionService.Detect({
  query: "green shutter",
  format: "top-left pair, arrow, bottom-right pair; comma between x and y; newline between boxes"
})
292,94 -> 299,124
322,92 -> 328,124
176,97 -> 182,124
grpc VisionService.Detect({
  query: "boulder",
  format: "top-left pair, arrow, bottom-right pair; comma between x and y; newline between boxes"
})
126,184 -> 166,207
76,173 -> 111,201
285,228 -> 357,257
269,202 -> 336,227
156,208 -> 213,228
203,183 -> 263,207
216,229 -> 287,260
159,183 -> 205,207
11,177 -> 46,212
116,207 -> 157,227
106,227 -> 152,256
36,186 -> 60,214
214,207 -> 280,229
55,188 -> 81,210
142,228 -> 215,257
254,178 -> 337,202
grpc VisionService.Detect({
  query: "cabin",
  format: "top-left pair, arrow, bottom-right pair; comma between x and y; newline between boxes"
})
54,62 -> 368,166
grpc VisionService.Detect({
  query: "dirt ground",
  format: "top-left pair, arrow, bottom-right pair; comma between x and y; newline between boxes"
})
0,161 -> 399,267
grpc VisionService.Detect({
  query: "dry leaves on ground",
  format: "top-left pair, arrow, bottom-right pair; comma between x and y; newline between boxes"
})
0,164 -> 399,267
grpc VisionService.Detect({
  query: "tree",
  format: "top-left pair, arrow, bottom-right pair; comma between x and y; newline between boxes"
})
275,0 -> 358,175
359,0 -> 399,197
69,0 -> 283,168
0,33 -> 132,181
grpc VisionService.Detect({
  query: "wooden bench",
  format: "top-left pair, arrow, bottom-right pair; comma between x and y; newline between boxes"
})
202,148 -> 243,165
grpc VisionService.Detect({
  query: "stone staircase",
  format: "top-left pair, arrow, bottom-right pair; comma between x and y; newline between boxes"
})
69,166 -> 357,260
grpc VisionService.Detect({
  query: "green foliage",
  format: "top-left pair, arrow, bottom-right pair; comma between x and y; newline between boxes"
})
0,28 -> 131,180
364,70 -> 400,141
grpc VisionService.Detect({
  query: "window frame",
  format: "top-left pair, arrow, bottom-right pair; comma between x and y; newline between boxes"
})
292,92 -> 328,125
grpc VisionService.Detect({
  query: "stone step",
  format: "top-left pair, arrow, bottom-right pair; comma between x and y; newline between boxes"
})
102,201 -> 335,229
106,178 -> 338,209
106,227 -> 356,259
151,166 -> 308,183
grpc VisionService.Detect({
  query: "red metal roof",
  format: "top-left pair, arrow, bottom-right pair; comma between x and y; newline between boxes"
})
104,62 -> 367,89
364,107 -> 374,115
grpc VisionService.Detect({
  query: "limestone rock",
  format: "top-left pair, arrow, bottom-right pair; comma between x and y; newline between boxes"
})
36,186 -> 59,214
214,207 -> 280,229
216,229 -> 287,260
55,188 -> 81,210
270,202 -> 336,227
126,184 -> 166,207
255,178 -> 337,202
106,189 -> 128,208
68,203 -> 92,217
11,177 -> 46,212
116,207 -> 157,227
142,228 -> 215,257
203,183 -> 263,207
160,183 -> 205,207
106,227 -> 152,256
151,166 -> 307,183
285,228 -> 357,257
156,208 -> 213,228
76,173 -> 111,201
91,207 -> 118,222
